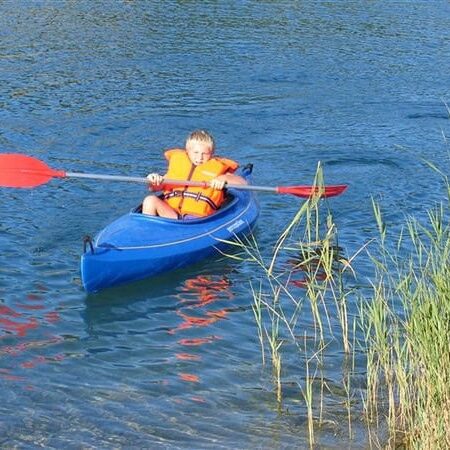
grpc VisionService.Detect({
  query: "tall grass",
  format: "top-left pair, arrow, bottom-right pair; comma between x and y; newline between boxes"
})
227,163 -> 355,446
363,194 -> 450,448
228,160 -> 450,447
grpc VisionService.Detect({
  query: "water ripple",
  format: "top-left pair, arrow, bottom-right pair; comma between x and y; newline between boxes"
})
1,0 -> 449,447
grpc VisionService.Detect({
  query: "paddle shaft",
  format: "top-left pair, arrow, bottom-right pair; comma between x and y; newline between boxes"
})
66,171 -> 149,184
66,172 -> 280,193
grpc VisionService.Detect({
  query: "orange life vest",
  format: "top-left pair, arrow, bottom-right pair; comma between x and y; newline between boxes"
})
162,149 -> 239,217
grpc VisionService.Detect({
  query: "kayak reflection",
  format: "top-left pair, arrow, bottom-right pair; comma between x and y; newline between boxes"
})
170,274 -> 233,385
0,284 -> 64,385
170,274 -> 233,334
289,245 -> 349,288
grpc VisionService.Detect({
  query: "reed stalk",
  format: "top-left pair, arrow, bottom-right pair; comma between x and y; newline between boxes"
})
301,342 -> 315,448
228,159 -> 450,447
227,163 -> 356,444
362,180 -> 450,447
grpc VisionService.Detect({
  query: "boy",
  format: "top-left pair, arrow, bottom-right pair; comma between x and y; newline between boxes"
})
142,130 -> 247,218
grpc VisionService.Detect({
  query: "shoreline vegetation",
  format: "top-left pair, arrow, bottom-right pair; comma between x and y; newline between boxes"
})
227,162 -> 449,448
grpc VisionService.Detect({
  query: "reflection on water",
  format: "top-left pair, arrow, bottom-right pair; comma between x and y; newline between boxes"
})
288,244 -> 348,288
170,274 -> 232,385
0,282 -> 64,386
171,274 -> 232,332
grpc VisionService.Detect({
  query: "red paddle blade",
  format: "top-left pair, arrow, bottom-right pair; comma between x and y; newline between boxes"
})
277,184 -> 348,198
0,153 -> 66,188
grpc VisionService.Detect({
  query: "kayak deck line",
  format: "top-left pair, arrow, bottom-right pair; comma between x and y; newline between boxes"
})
93,194 -> 254,251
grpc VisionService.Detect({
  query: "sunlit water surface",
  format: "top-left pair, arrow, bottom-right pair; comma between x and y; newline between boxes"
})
1,1 -> 449,448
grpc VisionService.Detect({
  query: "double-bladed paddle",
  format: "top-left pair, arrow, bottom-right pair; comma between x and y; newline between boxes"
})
0,153 -> 347,198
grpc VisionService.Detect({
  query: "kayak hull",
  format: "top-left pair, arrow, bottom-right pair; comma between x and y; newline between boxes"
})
81,184 -> 259,292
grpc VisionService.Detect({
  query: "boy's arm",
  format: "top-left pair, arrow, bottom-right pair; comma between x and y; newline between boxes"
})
219,172 -> 247,185
210,172 -> 248,190
147,172 -> 166,190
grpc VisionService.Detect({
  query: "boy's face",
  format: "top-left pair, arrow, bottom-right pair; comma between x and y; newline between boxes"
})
186,141 -> 213,166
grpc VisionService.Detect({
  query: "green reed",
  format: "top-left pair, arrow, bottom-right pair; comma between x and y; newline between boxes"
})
227,159 -> 449,447
225,163 -> 355,444
363,190 -> 450,448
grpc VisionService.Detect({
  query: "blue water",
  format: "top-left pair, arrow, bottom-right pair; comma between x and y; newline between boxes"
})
1,1 -> 449,447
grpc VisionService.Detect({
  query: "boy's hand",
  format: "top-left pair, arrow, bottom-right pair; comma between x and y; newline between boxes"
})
210,178 -> 226,190
147,173 -> 164,186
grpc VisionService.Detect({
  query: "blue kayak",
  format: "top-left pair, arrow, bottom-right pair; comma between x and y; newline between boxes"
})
80,168 -> 259,292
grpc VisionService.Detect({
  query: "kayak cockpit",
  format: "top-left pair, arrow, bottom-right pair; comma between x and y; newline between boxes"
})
133,163 -> 254,222
133,191 -> 239,223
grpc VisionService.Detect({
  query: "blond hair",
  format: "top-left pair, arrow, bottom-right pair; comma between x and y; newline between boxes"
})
185,130 -> 215,151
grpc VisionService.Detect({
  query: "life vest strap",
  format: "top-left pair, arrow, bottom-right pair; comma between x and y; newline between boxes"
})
163,190 -> 219,211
